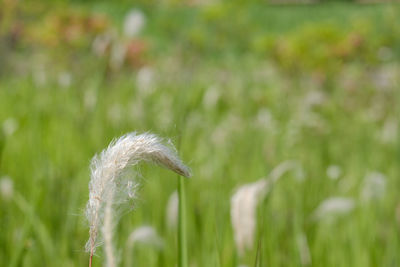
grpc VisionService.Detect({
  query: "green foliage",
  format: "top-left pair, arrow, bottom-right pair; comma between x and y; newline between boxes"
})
0,2 -> 400,267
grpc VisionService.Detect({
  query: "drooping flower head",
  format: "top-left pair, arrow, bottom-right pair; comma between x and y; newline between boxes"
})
85,132 -> 191,266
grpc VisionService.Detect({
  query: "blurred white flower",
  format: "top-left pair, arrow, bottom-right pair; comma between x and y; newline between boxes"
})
129,99 -> 145,121
58,72 -> 72,88
396,203 -> 400,228
361,172 -> 386,202
155,98 -> 173,130
126,225 -> 164,249
3,118 -> 18,137
185,111 -> 203,133
107,104 -> 123,125
166,191 -> 178,229
125,225 -> 163,267
312,197 -> 354,221
231,160 -> 301,255
338,65 -> 362,91
211,114 -> 242,146
231,178 -> 268,255
32,67 -> 47,87
304,90 -> 326,109
269,160 -> 300,183
326,165 -> 342,180
136,66 -> 155,94
256,108 -> 276,132
378,47 -> 393,62
83,89 -> 97,111
13,227 -> 24,244
363,97 -> 385,122
380,118 -> 398,144
372,65 -> 398,91
0,176 -> 14,201
294,165 -> 306,182
297,232 -> 311,266
110,42 -> 126,71
92,32 -> 114,57
299,111 -> 329,132
293,91 -> 330,135
211,124 -> 228,147
202,85 -> 220,110
123,9 -> 146,38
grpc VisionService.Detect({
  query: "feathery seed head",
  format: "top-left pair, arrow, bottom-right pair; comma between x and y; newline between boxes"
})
85,132 -> 191,255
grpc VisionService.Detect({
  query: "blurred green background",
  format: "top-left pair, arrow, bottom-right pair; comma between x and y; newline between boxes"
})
1,0 -> 400,266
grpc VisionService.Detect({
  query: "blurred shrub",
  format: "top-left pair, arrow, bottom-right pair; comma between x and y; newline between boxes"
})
270,24 -> 365,74
26,9 -> 109,48
182,4 -> 257,54
252,8 -> 400,78
1,1 -> 400,79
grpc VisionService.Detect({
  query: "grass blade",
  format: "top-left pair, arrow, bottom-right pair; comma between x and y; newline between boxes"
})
178,175 -> 188,267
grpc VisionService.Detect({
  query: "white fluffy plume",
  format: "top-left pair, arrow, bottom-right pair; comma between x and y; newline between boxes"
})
230,160 -> 299,255
231,178 -> 268,255
85,132 -> 191,266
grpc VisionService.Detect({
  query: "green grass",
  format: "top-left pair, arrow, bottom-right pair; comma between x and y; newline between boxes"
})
1,2 -> 400,267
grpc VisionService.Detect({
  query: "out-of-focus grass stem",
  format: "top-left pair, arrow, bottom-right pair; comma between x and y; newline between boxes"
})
175,85 -> 192,267
178,174 -> 188,267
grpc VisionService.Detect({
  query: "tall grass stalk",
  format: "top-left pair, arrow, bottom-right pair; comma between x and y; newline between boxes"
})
178,175 -> 188,267
174,85 -> 192,267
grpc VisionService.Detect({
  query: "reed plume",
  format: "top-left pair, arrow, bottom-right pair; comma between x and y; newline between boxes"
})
85,132 -> 191,267
230,160 -> 299,255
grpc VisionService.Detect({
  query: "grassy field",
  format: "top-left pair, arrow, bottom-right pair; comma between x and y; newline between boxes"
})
1,2 -> 400,267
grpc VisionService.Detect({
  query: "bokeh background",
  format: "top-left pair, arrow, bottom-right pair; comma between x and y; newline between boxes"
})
1,0 -> 400,266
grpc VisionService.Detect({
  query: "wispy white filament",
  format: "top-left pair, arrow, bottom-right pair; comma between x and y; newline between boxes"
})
85,132 -> 191,267
136,67 -> 155,95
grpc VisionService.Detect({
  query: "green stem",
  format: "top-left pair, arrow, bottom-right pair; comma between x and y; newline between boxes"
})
178,175 -> 188,267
